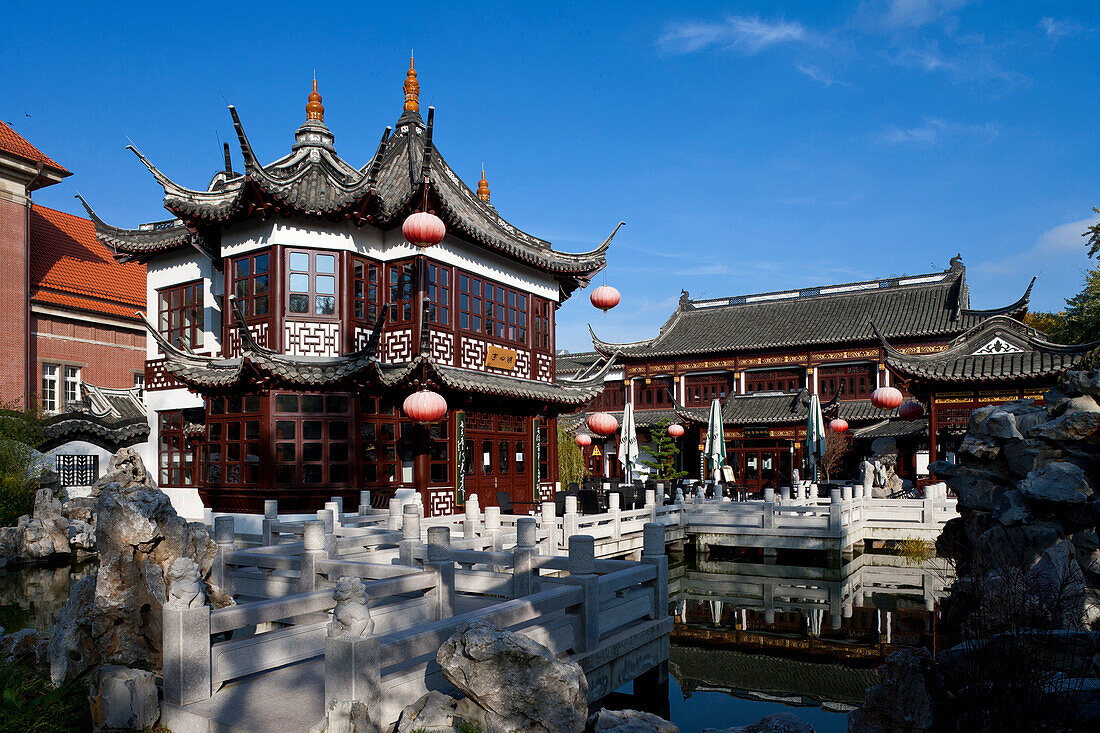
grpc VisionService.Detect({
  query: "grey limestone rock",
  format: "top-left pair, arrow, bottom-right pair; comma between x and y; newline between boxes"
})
437,620 -> 588,733
87,664 -> 159,732
1066,370 -> 1100,397
588,708 -> 680,733
394,691 -> 484,733
1,627 -> 46,669
1063,394 -> 1100,416
1020,462 -> 1093,505
47,574 -> 99,685
1029,411 -> 1100,444
703,712 -> 814,733
848,649 -> 934,733
994,490 -> 1030,526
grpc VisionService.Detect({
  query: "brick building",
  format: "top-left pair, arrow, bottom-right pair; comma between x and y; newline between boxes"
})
0,121 -> 146,412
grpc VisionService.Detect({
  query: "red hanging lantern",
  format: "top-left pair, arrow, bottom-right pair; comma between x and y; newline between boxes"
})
587,411 -> 618,436
402,211 -> 446,248
574,433 -> 592,448
402,388 -> 448,423
667,423 -> 685,438
899,400 -> 925,421
870,386 -> 904,411
590,284 -> 621,312
829,418 -> 849,433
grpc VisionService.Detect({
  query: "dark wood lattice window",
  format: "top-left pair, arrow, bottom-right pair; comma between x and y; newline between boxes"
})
634,377 -> 674,407
429,421 -> 451,484
158,281 -> 204,351
684,373 -> 732,406
273,393 -> 351,486
158,410 -> 196,487
458,272 -> 527,346
231,252 -> 271,318
746,368 -> 802,394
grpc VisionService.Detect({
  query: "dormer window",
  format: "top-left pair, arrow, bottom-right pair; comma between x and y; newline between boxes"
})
287,250 -> 338,317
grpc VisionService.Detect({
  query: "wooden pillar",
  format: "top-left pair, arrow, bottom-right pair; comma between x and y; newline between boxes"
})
413,422 -> 430,505
929,393 -> 939,465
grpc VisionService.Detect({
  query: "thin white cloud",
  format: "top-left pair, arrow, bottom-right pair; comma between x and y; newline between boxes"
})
876,117 -> 998,147
657,16 -> 810,55
1039,17 -> 1083,40
796,64 -> 852,87
856,0 -> 971,31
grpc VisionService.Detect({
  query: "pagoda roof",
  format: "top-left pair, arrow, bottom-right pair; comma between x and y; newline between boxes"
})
852,418 -> 926,441
144,304 -> 612,406
76,195 -> 211,263
39,383 -> 149,452
591,259 -> 1034,359
87,96 -> 618,298
878,315 -> 1095,384
0,120 -> 70,177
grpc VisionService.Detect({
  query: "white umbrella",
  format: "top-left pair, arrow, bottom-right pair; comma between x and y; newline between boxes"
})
806,394 -> 828,481
703,398 -> 726,483
618,403 -> 639,483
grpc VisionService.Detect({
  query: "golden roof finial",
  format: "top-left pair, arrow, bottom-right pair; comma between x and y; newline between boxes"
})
477,168 -> 491,202
306,78 -> 325,122
403,55 -> 420,113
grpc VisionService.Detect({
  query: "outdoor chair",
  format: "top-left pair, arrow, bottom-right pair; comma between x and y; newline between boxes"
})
554,491 -> 571,517
567,482 -> 580,493
495,491 -> 514,514
619,484 -> 636,510
578,489 -> 601,515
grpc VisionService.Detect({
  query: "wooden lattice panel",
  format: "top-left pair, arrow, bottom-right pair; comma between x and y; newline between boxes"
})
283,321 -> 340,357
382,329 -> 413,363
428,487 -> 455,517
144,358 -> 183,391
226,322 -> 270,357
429,330 -> 454,365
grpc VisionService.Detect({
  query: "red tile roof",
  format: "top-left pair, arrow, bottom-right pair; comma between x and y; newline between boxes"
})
29,205 -> 146,320
0,121 -> 70,174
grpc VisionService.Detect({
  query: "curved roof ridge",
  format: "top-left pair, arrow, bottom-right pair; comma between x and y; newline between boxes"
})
589,324 -> 658,354
960,277 -> 1035,318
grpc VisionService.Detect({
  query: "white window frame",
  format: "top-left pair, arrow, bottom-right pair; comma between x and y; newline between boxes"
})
64,366 -> 81,406
41,363 -> 59,413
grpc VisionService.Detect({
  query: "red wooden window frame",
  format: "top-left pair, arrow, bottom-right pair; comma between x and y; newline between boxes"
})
426,262 -> 451,327
532,297 -> 552,351
387,260 -> 415,324
231,251 -> 271,319
286,250 -> 339,319
205,395 -> 262,487
457,271 -> 528,346
817,364 -> 875,401
634,377 -> 674,407
684,373 -> 732,406
157,280 -> 204,351
351,256 -> 382,323
359,396 -> 410,486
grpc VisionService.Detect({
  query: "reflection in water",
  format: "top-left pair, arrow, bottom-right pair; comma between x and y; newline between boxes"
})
662,551 -> 951,731
0,561 -> 96,638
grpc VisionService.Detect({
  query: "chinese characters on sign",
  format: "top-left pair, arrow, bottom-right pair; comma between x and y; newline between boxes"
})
485,345 -> 517,371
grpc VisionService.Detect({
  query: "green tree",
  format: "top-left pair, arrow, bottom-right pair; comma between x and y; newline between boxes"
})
557,422 -> 588,488
0,400 -> 46,526
1086,207 -> 1100,259
640,419 -> 688,481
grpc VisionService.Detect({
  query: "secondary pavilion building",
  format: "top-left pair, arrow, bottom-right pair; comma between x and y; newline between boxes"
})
82,62 -> 617,518
563,257 -> 1076,491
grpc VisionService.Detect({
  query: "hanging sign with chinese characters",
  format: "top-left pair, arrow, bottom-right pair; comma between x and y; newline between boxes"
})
485,344 -> 518,371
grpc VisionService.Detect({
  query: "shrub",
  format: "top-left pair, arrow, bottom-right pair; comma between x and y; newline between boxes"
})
0,659 -> 91,733
0,401 -> 46,526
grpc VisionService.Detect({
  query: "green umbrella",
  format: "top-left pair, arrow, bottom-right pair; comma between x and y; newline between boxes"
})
703,398 -> 726,482
806,394 -> 828,480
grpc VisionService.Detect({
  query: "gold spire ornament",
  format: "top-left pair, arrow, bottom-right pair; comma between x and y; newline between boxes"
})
477,169 -> 491,202
403,56 -> 420,113
306,79 -> 324,122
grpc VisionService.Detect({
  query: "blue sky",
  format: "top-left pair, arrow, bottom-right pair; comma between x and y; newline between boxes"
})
4,1 -> 1097,351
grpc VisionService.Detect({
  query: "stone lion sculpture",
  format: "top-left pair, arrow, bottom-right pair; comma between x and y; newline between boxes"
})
166,557 -> 206,608
328,577 -> 373,639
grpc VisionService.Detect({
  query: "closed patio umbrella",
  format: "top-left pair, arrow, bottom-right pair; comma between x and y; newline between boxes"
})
703,398 -> 726,485
806,394 -> 828,482
618,403 -> 639,484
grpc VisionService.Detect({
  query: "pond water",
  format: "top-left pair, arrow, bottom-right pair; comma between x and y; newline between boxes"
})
0,560 -> 95,638
0,549 -> 945,733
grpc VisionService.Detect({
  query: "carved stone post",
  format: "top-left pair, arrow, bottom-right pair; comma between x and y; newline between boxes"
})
388,497 -> 402,531
399,505 -> 422,566
563,495 -> 579,544
299,520 -> 326,592
212,515 -> 235,595
609,491 -> 621,540
426,526 -> 455,619
325,500 -> 342,528
359,490 -> 372,517
512,517 -> 538,598
563,535 -> 599,652
262,500 -> 278,546
540,501 -> 558,556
